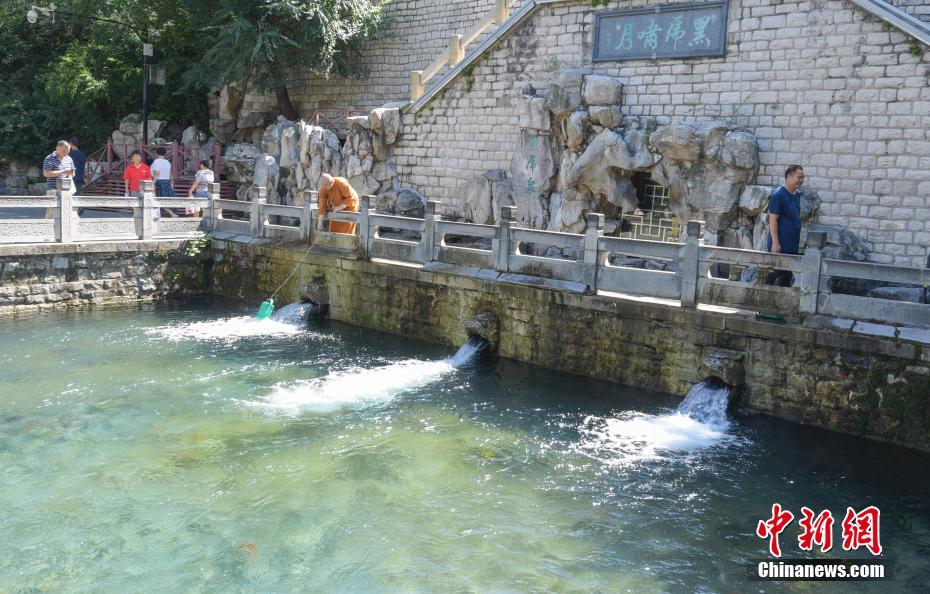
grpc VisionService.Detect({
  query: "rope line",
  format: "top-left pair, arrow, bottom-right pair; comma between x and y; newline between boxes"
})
268,243 -> 315,300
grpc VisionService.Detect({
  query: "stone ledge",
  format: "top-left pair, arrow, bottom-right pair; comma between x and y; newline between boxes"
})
0,239 -> 188,257
224,239 -> 925,363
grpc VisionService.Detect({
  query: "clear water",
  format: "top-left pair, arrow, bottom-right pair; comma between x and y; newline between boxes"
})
1,302 -> 928,593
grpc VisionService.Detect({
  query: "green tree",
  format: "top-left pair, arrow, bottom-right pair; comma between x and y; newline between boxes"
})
0,0 -> 209,162
184,0 -> 388,120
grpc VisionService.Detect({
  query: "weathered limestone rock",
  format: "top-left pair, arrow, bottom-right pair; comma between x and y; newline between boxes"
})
565,111 -> 587,150
395,188 -> 427,216
582,75 -> 623,105
588,105 -> 622,129
209,118 -> 237,145
372,160 -> 399,183
261,117 -> 294,161
546,70 -> 584,117
800,187 -> 822,221
253,154 -> 280,201
181,126 -> 205,151
650,121 -> 759,232
370,107 -> 401,145
649,124 -> 703,162
349,172 -> 380,197
509,130 -> 557,228
346,115 -> 371,129
297,123 -> 345,194
514,95 -> 550,131
456,170 -> 512,225
719,214 -> 755,250
739,185 -> 772,217
217,85 -> 244,120
807,223 -> 873,261
111,115 -> 165,155
279,125 -> 300,169
222,143 -> 262,184
548,188 -> 595,233
565,129 -> 652,214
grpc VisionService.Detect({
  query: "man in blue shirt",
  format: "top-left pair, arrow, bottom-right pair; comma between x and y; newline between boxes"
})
69,138 -> 86,195
766,164 -> 805,286
42,140 -> 75,191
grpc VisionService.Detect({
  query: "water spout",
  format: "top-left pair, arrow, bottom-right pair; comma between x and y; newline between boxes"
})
270,302 -> 315,327
676,349 -> 746,425
446,335 -> 490,368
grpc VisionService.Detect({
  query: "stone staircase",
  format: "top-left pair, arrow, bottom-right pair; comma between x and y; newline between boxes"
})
83,172 -> 236,199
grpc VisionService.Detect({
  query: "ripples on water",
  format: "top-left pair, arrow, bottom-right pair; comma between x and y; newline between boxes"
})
0,303 -> 928,592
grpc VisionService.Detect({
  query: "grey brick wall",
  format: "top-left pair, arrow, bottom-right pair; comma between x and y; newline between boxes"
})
390,0 -> 930,267
240,0 -> 516,116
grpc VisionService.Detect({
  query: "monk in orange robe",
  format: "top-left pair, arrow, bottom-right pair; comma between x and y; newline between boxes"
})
317,173 -> 359,234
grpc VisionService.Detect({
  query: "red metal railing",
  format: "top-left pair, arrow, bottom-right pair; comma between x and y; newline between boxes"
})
84,139 -> 223,187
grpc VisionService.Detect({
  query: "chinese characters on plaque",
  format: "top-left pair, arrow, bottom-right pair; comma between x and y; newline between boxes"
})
594,1 -> 729,62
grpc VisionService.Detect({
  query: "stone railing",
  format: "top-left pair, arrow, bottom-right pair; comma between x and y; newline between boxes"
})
0,179 -> 213,243
208,189 -> 930,329
4,180 -> 927,328
409,0 -> 511,101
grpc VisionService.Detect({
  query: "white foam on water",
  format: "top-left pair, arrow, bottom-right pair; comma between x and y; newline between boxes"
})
247,359 -> 455,415
576,411 -> 735,466
147,316 -> 305,343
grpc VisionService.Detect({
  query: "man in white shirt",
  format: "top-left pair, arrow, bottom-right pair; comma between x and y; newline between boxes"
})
150,147 -> 178,216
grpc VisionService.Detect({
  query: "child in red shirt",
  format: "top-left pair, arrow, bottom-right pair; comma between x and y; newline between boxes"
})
123,150 -> 152,197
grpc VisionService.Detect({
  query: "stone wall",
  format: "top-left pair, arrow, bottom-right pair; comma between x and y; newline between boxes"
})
383,0 -> 930,267
0,159 -> 47,196
889,0 -> 930,22
0,240 -> 210,313
240,0 -> 518,117
211,237 -> 930,451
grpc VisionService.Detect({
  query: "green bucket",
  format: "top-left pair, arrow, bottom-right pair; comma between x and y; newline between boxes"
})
256,299 -> 275,320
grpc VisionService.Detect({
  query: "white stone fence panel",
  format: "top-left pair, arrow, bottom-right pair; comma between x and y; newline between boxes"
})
3,179 -> 929,328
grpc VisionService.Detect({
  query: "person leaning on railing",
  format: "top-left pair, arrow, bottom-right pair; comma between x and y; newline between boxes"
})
185,159 -> 214,216
317,173 -> 359,234
42,140 -> 75,218
766,165 -> 805,287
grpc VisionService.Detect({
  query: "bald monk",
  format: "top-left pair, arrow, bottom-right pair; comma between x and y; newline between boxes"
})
317,173 -> 359,234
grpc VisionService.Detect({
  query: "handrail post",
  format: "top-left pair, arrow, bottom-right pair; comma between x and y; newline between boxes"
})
449,34 -> 465,65
140,179 -> 155,240
420,200 -> 441,263
411,71 -> 425,102
206,182 -> 221,231
309,205 -> 319,241
251,186 -> 267,238
799,231 -> 826,315
494,206 -> 517,273
679,220 -> 702,307
57,177 -> 74,243
494,0 -> 509,25
300,190 -> 316,242
583,213 -> 604,293
358,194 -> 372,257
